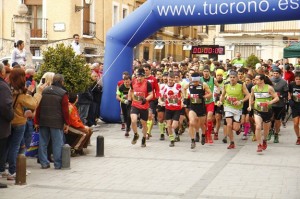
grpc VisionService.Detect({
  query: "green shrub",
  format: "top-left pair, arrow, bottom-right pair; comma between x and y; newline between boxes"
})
246,54 -> 260,69
35,43 -> 91,93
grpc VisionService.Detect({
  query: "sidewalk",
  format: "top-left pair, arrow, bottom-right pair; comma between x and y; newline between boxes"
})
1,120 -> 299,199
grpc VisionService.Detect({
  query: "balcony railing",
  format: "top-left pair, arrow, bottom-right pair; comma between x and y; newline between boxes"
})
220,21 -> 300,33
30,18 -> 48,38
83,21 -> 96,37
11,17 -> 48,38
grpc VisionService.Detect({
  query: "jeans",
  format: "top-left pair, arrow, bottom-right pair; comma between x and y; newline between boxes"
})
38,127 -> 64,169
7,125 -> 26,174
24,119 -> 34,149
78,104 -> 90,125
0,137 -> 9,173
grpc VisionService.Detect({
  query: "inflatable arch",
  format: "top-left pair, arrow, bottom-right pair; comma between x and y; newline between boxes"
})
101,0 -> 300,122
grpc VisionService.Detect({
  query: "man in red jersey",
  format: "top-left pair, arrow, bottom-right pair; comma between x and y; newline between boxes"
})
143,64 -> 159,139
128,68 -> 153,147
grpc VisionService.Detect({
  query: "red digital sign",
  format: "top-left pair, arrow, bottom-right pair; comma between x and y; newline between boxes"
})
191,45 -> 225,55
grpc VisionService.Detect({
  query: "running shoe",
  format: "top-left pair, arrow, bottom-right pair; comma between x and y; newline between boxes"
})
227,142 -> 235,149
201,134 -> 206,145
222,136 -> 227,143
131,133 -> 139,145
296,137 -> 300,145
207,133 -> 213,144
257,144 -> 263,153
146,133 -> 152,140
274,134 -> 279,143
242,135 -> 247,140
195,132 -> 200,142
125,131 -> 129,137
282,122 -> 286,128
121,123 -> 125,131
169,141 -> 175,147
175,135 -> 180,142
262,140 -> 267,150
214,133 -> 219,140
236,130 -> 241,135
191,140 -> 196,149
141,137 -> 146,147
267,128 -> 274,141
160,134 -> 165,141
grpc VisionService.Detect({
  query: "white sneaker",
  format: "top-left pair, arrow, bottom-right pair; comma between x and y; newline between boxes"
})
26,170 -> 31,176
7,173 -> 16,181
0,171 -> 9,178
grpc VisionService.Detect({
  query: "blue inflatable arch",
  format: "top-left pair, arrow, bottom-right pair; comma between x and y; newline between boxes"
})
101,0 -> 300,122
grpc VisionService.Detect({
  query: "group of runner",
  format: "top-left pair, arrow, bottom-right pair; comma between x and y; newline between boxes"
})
116,56 -> 300,153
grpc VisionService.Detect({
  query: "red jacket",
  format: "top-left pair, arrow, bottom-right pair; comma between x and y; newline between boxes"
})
283,71 -> 295,84
68,103 -> 85,129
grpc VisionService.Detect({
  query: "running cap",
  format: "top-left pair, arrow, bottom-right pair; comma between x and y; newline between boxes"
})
136,68 -> 145,76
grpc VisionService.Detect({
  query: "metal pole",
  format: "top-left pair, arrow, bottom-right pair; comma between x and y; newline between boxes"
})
15,154 -> 26,185
96,135 -> 104,157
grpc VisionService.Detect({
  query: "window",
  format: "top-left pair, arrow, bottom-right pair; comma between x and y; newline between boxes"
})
83,2 -> 96,37
123,8 -> 128,19
113,3 -> 119,26
122,4 -> 129,19
25,0 -> 43,38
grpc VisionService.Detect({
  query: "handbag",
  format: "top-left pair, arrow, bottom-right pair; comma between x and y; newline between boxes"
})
25,131 -> 39,157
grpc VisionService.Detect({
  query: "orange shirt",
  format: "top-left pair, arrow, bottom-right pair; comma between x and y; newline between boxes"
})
68,103 -> 85,129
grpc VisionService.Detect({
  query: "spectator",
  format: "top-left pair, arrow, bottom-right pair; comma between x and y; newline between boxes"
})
35,74 -> 70,169
71,34 -> 81,56
283,64 -> 295,84
6,68 -> 43,180
66,93 -> 93,156
11,40 -> 26,65
0,63 -> 14,188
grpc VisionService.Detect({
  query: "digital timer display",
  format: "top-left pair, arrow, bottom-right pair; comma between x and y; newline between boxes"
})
191,45 -> 225,55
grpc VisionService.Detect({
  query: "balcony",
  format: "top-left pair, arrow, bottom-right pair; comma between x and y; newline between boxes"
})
11,17 -> 48,39
198,25 -> 209,38
220,21 -> 300,34
30,18 -> 48,38
83,21 -> 96,37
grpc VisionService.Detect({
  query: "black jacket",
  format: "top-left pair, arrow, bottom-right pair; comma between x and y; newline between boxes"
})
0,78 -> 14,139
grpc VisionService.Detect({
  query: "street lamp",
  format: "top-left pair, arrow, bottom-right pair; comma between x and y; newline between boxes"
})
75,0 -> 93,12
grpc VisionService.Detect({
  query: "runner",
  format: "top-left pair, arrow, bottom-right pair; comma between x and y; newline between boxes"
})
241,74 -> 254,140
160,72 -> 182,147
128,68 -> 153,147
288,72 -> 300,145
213,69 -> 225,140
143,64 -> 159,140
184,72 -> 212,149
116,76 -> 131,137
157,72 -> 168,140
218,71 -> 250,149
200,66 -> 219,144
248,74 -> 279,153
270,68 -> 289,143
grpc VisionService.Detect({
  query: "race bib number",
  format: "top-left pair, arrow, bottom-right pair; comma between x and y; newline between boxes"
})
190,94 -> 202,104
168,96 -> 179,105
257,102 -> 269,112
292,93 -> 300,102
227,96 -> 237,105
133,92 -> 145,101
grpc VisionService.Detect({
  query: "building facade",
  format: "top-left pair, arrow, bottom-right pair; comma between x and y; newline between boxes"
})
0,0 -> 138,63
1,0 -> 299,65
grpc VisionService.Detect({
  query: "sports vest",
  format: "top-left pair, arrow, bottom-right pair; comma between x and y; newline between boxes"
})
200,76 -> 214,104
132,79 -> 149,110
188,82 -> 205,105
224,82 -> 244,110
163,83 -> 182,110
253,84 -> 272,112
